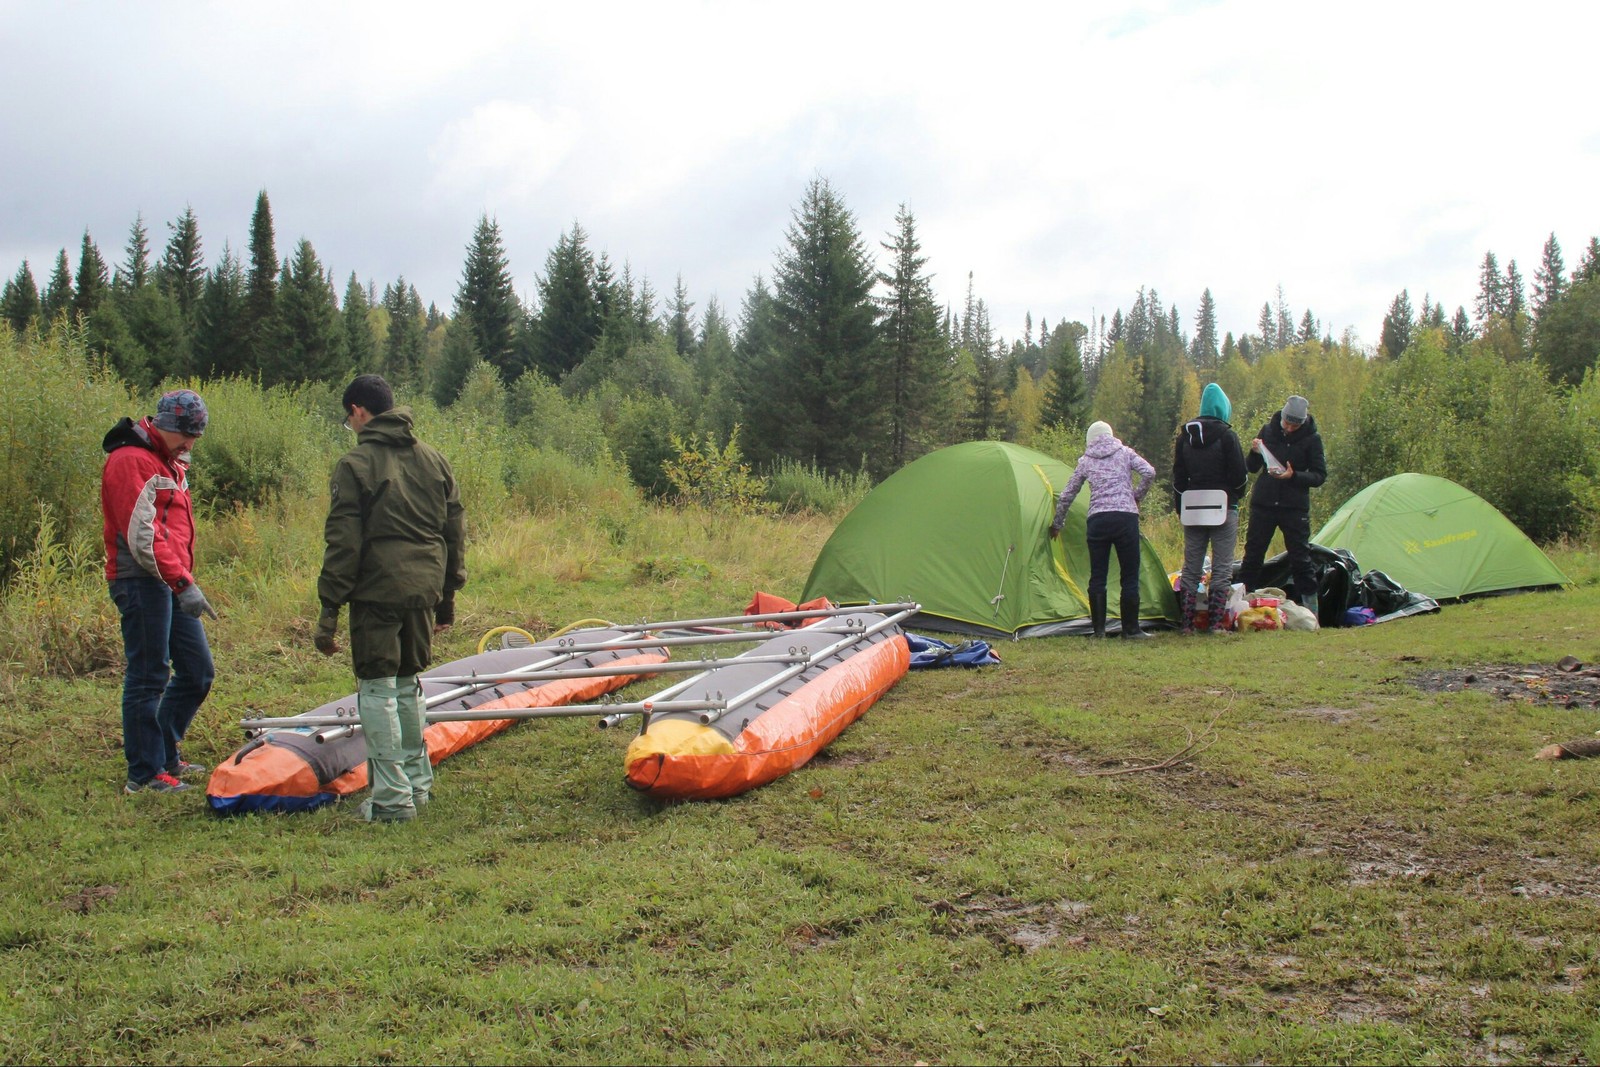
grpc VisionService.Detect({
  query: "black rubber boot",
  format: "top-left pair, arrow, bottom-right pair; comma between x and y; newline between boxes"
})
1089,591 -> 1107,638
1120,595 -> 1150,639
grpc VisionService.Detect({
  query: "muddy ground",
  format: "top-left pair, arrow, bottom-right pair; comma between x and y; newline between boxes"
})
1408,656 -> 1600,709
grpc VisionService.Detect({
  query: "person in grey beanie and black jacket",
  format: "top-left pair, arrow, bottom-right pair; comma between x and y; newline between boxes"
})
1237,394 -> 1326,611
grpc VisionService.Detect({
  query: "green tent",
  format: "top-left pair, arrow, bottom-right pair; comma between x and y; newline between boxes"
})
1314,473 -> 1569,601
801,441 -> 1178,637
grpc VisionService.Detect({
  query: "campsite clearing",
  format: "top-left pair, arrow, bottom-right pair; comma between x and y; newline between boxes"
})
1,521 -> 1597,1064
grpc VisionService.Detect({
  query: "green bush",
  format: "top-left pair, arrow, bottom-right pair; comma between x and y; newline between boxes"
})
504,446 -> 640,517
763,457 -> 873,516
0,325 -> 131,579
181,377 -> 334,513
507,371 -> 613,465
0,504 -> 121,677
1028,423 -> 1087,469
1345,335 -> 1592,541
662,427 -> 773,516
405,397 -> 512,528
601,390 -> 687,497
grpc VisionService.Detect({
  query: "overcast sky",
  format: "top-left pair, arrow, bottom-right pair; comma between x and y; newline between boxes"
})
4,0 -> 1597,351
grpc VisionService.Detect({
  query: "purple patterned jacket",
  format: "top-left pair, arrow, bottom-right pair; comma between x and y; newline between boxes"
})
1051,433 -> 1156,529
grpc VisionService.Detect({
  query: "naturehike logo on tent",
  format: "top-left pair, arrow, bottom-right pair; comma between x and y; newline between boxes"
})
1402,529 -> 1479,555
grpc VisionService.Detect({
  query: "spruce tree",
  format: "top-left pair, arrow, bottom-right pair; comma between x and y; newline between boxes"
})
265,238 -> 345,386
1532,233 -> 1565,322
1133,289 -> 1183,476
1474,251 -> 1504,324
1504,260 -> 1527,324
1274,285 -> 1294,350
1299,309 -> 1319,345
118,284 -> 189,382
1380,290 -> 1414,358
157,206 -> 205,327
1575,238 -> 1600,284
194,244 -> 246,378
41,250 -> 73,323
1,261 -> 41,332
732,274 -> 784,468
342,273 -> 377,372
635,275 -> 659,341
381,277 -> 427,388
530,223 -> 602,380
1449,306 -> 1473,352
766,178 -> 883,474
964,299 -> 1006,442
117,213 -> 152,292
667,274 -> 696,357
692,296 -> 739,439
72,231 -> 110,321
1534,275 -> 1600,385
877,204 -> 950,468
1190,288 -> 1219,368
454,215 -> 522,382
432,308 -> 480,406
1041,319 -> 1087,429
243,189 -> 279,376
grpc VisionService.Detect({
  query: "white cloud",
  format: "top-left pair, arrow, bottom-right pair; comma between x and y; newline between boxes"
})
2,0 -> 1598,349
429,100 -> 582,208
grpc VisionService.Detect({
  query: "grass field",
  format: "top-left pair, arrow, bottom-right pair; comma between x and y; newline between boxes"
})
1,507 -> 1597,1065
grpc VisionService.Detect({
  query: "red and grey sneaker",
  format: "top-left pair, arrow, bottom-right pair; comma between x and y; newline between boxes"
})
166,760 -> 208,779
124,772 -> 191,794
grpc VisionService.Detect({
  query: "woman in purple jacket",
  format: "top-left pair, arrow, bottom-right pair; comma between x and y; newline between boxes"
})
1048,421 -> 1157,638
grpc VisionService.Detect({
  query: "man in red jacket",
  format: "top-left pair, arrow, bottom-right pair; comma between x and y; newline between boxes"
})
102,389 -> 217,794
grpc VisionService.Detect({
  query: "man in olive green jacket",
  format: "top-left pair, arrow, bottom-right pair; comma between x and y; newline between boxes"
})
314,375 -> 466,822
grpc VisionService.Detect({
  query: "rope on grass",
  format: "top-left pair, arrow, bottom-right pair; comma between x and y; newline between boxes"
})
1078,683 -> 1235,777
476,618 -> 617,653
476,625 -> 539,653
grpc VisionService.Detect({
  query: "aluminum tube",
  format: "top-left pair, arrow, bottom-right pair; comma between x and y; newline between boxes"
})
239,697 -> 724,731
421,652 -> 806,687
597,601 -> 919,634
697,606 -> 918,725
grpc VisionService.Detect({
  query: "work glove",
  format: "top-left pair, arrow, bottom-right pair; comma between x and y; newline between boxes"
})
434,592 -> 456,629
314,607 -> 341,656
176,583 -> 218,620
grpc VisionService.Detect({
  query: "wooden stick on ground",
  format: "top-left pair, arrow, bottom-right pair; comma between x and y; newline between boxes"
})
1080,689 -> 1234,777
1535,737 -> 1600,760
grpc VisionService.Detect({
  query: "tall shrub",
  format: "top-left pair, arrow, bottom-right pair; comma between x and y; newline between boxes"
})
0,324 -> 130,579
182,376 -> 334,512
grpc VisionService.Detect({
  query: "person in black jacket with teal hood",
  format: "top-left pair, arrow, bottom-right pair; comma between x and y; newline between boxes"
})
1237,394 -> 1326,610
1171,383 -> 1247,633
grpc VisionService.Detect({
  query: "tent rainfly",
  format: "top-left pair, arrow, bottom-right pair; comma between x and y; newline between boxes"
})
801,441 -> 1178,638
1313,473 -> 1569,602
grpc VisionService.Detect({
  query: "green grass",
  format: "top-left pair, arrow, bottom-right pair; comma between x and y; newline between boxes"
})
2,512 -> 1599,1064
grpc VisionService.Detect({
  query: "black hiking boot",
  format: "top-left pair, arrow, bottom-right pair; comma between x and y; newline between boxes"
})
1120,595 -> 1150,639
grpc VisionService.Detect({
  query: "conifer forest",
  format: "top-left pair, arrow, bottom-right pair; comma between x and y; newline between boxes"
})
4,179 -> 1600,545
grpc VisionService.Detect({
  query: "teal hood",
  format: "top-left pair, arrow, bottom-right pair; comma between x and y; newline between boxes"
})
1199,382 -> 1231,423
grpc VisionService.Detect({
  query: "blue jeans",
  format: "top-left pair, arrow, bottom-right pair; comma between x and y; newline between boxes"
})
111,576 -> 215,784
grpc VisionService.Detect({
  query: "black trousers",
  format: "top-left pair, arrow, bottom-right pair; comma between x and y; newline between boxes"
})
1085,511 -> 1142,600
1239,505 -> 1314,599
